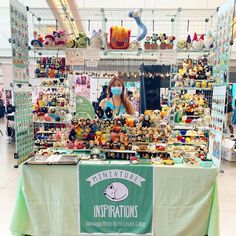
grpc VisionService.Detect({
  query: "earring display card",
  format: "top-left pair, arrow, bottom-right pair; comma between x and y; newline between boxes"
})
9,0 -> 34,164
209,85 -> 227,169
14,85 -> 34,164
9,0 -> 29,83
212,1 -> 234,86
211,86 -> 227,133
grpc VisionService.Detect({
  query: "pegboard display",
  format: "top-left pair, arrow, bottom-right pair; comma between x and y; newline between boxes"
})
9,0 -> 35,165
14,85 -> 34,164
9,0 -> 29,83
211,1 -> 234,85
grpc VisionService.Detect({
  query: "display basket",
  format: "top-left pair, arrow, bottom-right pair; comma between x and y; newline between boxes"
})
200,160 -> 212,168
173,157 -> 183,164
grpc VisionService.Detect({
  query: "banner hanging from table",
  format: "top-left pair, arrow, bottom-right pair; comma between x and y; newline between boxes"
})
78,164 -> 153,234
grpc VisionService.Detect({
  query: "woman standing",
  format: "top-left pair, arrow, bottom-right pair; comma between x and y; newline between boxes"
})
99,77 -> 135,118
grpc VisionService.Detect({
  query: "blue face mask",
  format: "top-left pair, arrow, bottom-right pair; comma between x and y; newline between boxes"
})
111,86 -> 122,96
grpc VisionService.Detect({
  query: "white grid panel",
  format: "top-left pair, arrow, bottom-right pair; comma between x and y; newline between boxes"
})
29,8 -> 218,40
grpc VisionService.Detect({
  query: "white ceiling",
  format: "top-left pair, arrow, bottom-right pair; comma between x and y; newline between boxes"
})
75,0 -> 226,9
0,0 -> 226,9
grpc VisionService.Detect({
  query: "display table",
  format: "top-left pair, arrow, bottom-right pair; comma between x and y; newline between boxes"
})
10,163 -> 219,236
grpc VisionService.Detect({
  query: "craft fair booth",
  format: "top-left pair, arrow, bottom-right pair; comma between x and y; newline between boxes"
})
9,0 -> 235,235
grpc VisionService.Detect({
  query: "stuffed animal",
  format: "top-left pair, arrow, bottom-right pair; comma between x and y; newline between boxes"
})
109,26 -> 131,49
144,35 -> 152,50
128,10 -> 147,41
53,30 -> 66,46
59,110 -> 67,121
31,31 -> 44,47
65,39 -> 77,48
90,29 -> 103,49
129,40 -> 140,49
67,140 -> 75,149
159,33 -> 167,49
142,114 -> 151,127
105,107 -> 113,119
186,35 -> 192,49
166,35 -> 176,49
177,40 -> 186,49
75,33 -> 89,48
95,106 -> 104,119
44,34 -> 55,47
204,31 -> 214,49
192,33 -> 204,50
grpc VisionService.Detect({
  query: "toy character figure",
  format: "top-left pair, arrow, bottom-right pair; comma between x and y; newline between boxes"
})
95,106 -> 104,119
110,26 -> 131,49
105,107 -> 113,119
142,114 -> 151,127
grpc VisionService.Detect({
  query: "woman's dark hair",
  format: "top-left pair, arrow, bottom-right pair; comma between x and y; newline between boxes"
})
108,77 -> 133,114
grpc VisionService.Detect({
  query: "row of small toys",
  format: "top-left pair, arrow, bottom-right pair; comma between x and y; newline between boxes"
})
68,115 -> 172,149
35,57 -> 69,79
144,33 -> 176,50
177,32 -> 214,50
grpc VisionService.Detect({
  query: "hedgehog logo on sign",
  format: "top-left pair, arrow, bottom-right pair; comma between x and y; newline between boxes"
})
104,182 -> 128,202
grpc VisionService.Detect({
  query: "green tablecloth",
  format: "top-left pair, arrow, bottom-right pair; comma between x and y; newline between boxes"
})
10,164 -> 219,236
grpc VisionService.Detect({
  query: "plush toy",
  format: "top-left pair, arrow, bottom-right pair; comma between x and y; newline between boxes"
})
159,33 -> 167,49
31,31 -> 44,47
128,10 -> 147,41
129,40 -> 140,49
177,40 -> 186,49
95,106 -> 104,119
144,36 -> 152,50
75,140 -> 84,149
142,114 -> 151,127
44,114 -> 52,122
53,30 -> 66,46
192,33 -> 204,50
67,140 -> 75,149
204,31 -> 214,49
186,35 -> 192,49
110,26 -> 131,49
44,34 -> 55,47
105,107 -> 113,119
166,35 -> 176,49
75,33 -> 89,48
90,29 -> 103,49
65,38 -> 75,48
59,110 -> 67,121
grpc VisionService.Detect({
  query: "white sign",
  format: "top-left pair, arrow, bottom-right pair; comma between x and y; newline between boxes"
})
86,169 -> 146,187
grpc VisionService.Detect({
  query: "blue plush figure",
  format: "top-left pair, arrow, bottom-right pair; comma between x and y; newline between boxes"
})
128,10 -> 147,41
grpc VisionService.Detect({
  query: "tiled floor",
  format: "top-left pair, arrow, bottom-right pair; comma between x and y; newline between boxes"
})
0,118 -> 236,236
